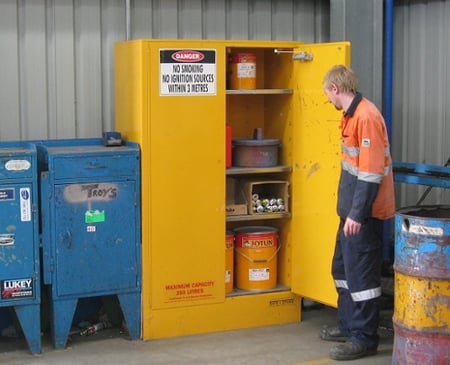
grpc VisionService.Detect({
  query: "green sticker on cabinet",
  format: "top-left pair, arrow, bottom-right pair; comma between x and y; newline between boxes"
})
85,210 -> 105,223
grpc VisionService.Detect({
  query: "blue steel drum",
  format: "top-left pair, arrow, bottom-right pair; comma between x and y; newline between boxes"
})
392,205 -> 450,364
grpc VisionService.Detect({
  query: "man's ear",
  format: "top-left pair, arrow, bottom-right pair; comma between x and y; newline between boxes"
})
331,83 -> 339,93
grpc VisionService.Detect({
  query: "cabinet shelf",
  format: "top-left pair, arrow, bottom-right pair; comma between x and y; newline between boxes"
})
226,89 -> 293,95
226,212 -> 291,222
226,285 -> 290,297
226,165 -> 292,176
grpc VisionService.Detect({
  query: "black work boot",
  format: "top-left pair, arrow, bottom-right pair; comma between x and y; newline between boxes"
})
319,325 -> 348,342
329,341 -> 377,361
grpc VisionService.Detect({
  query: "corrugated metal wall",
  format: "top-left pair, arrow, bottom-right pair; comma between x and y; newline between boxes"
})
1,0 -> 449,206
330,0 -> 384,109
392,0 -> 450,206
0,0 -> 329,141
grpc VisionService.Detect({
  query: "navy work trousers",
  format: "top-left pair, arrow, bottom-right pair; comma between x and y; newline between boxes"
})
331,217 -> 384,349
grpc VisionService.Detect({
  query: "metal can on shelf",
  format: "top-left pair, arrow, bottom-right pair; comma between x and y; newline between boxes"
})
229,53 -> 256,90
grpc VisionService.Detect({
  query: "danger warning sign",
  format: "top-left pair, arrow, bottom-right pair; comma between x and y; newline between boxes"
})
160,49 -> 216,96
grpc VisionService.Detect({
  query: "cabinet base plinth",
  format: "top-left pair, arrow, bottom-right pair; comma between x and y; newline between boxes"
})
142,291 -> 301,340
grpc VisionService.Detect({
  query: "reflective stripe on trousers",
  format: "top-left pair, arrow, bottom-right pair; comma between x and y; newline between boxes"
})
331,217 -> 384,348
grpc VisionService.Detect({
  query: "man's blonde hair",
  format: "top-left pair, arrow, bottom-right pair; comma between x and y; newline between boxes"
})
323,65 -> 358,94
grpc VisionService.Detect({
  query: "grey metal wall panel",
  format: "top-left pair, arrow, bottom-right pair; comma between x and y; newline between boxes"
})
269,1 -> 294,40
330,0 -> 450,207
249,0 -> 272,40
75,0 -> 103,137
392,0 -> 450,206
202,0 -> 227,39
101,0 -> 125,131
0,0 -> 21,140
0,0 -> 329,143
227,0 -> 252,39
130,0 -> 152,38
155,0 -> 180,38
179,0 -> 204,38
330,0 -> 384,109
51,0 -> 77,138
295,1 -> 329,42
2,0 -> 447,207
19,0 -> 48,140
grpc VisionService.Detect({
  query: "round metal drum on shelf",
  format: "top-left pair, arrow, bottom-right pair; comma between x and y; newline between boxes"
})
232,138 -> 280,167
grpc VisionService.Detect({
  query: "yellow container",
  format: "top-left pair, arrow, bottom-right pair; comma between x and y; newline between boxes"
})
114,39 -> 350,339
234,226 -> 279,290
225,231 -> 234,293
394,272 -> 450,328
229,53 -> 256,89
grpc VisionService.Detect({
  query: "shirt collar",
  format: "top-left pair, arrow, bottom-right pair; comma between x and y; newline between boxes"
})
344,92 -> 362,117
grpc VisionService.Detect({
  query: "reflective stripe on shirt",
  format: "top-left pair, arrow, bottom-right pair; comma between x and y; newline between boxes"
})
342,160 -> 391,183
342,143 -> 359,157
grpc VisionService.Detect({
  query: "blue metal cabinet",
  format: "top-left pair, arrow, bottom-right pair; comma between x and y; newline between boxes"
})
38,139 -> 141,349
0,142 -> 41,354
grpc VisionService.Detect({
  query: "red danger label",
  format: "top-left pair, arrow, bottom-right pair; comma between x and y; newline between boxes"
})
171,50 -> 205,62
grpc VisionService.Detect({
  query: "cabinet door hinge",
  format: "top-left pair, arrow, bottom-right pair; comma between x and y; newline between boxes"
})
293,51 -> 313,62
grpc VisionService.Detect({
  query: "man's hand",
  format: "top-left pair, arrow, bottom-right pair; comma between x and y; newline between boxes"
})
343,217 -> 361,237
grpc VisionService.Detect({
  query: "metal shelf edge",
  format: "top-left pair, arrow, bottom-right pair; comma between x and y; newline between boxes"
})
226,212 -> 291,222
226,89 -> 292,95
226,165 -> 292,176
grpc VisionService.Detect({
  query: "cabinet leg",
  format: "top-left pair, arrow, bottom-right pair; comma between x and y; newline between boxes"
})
14,304 -> 42,354
50,298 -> 77,349
117,292 -> 141,340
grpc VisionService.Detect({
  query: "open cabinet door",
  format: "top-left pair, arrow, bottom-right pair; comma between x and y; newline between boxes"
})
290,42 -> 351,307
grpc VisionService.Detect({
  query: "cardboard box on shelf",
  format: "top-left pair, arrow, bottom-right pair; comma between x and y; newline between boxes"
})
226,177 -> 248,216
242,180 -> 289,215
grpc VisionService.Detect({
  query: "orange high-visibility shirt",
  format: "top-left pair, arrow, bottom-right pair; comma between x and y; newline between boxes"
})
339,96 -> 395,220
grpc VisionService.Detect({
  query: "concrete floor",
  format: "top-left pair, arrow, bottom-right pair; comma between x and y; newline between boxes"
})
1,305 -> 394,365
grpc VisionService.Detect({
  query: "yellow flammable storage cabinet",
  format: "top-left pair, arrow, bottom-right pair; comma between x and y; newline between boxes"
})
114,39 -> 350,339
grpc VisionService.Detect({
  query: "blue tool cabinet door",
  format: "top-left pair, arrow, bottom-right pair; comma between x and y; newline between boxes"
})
0,183 -> 37,302
53,180 -> 139,297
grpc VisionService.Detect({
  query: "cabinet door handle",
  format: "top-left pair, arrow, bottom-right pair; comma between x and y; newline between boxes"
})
64,230 -> 72,249
87,162 -> 107,170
